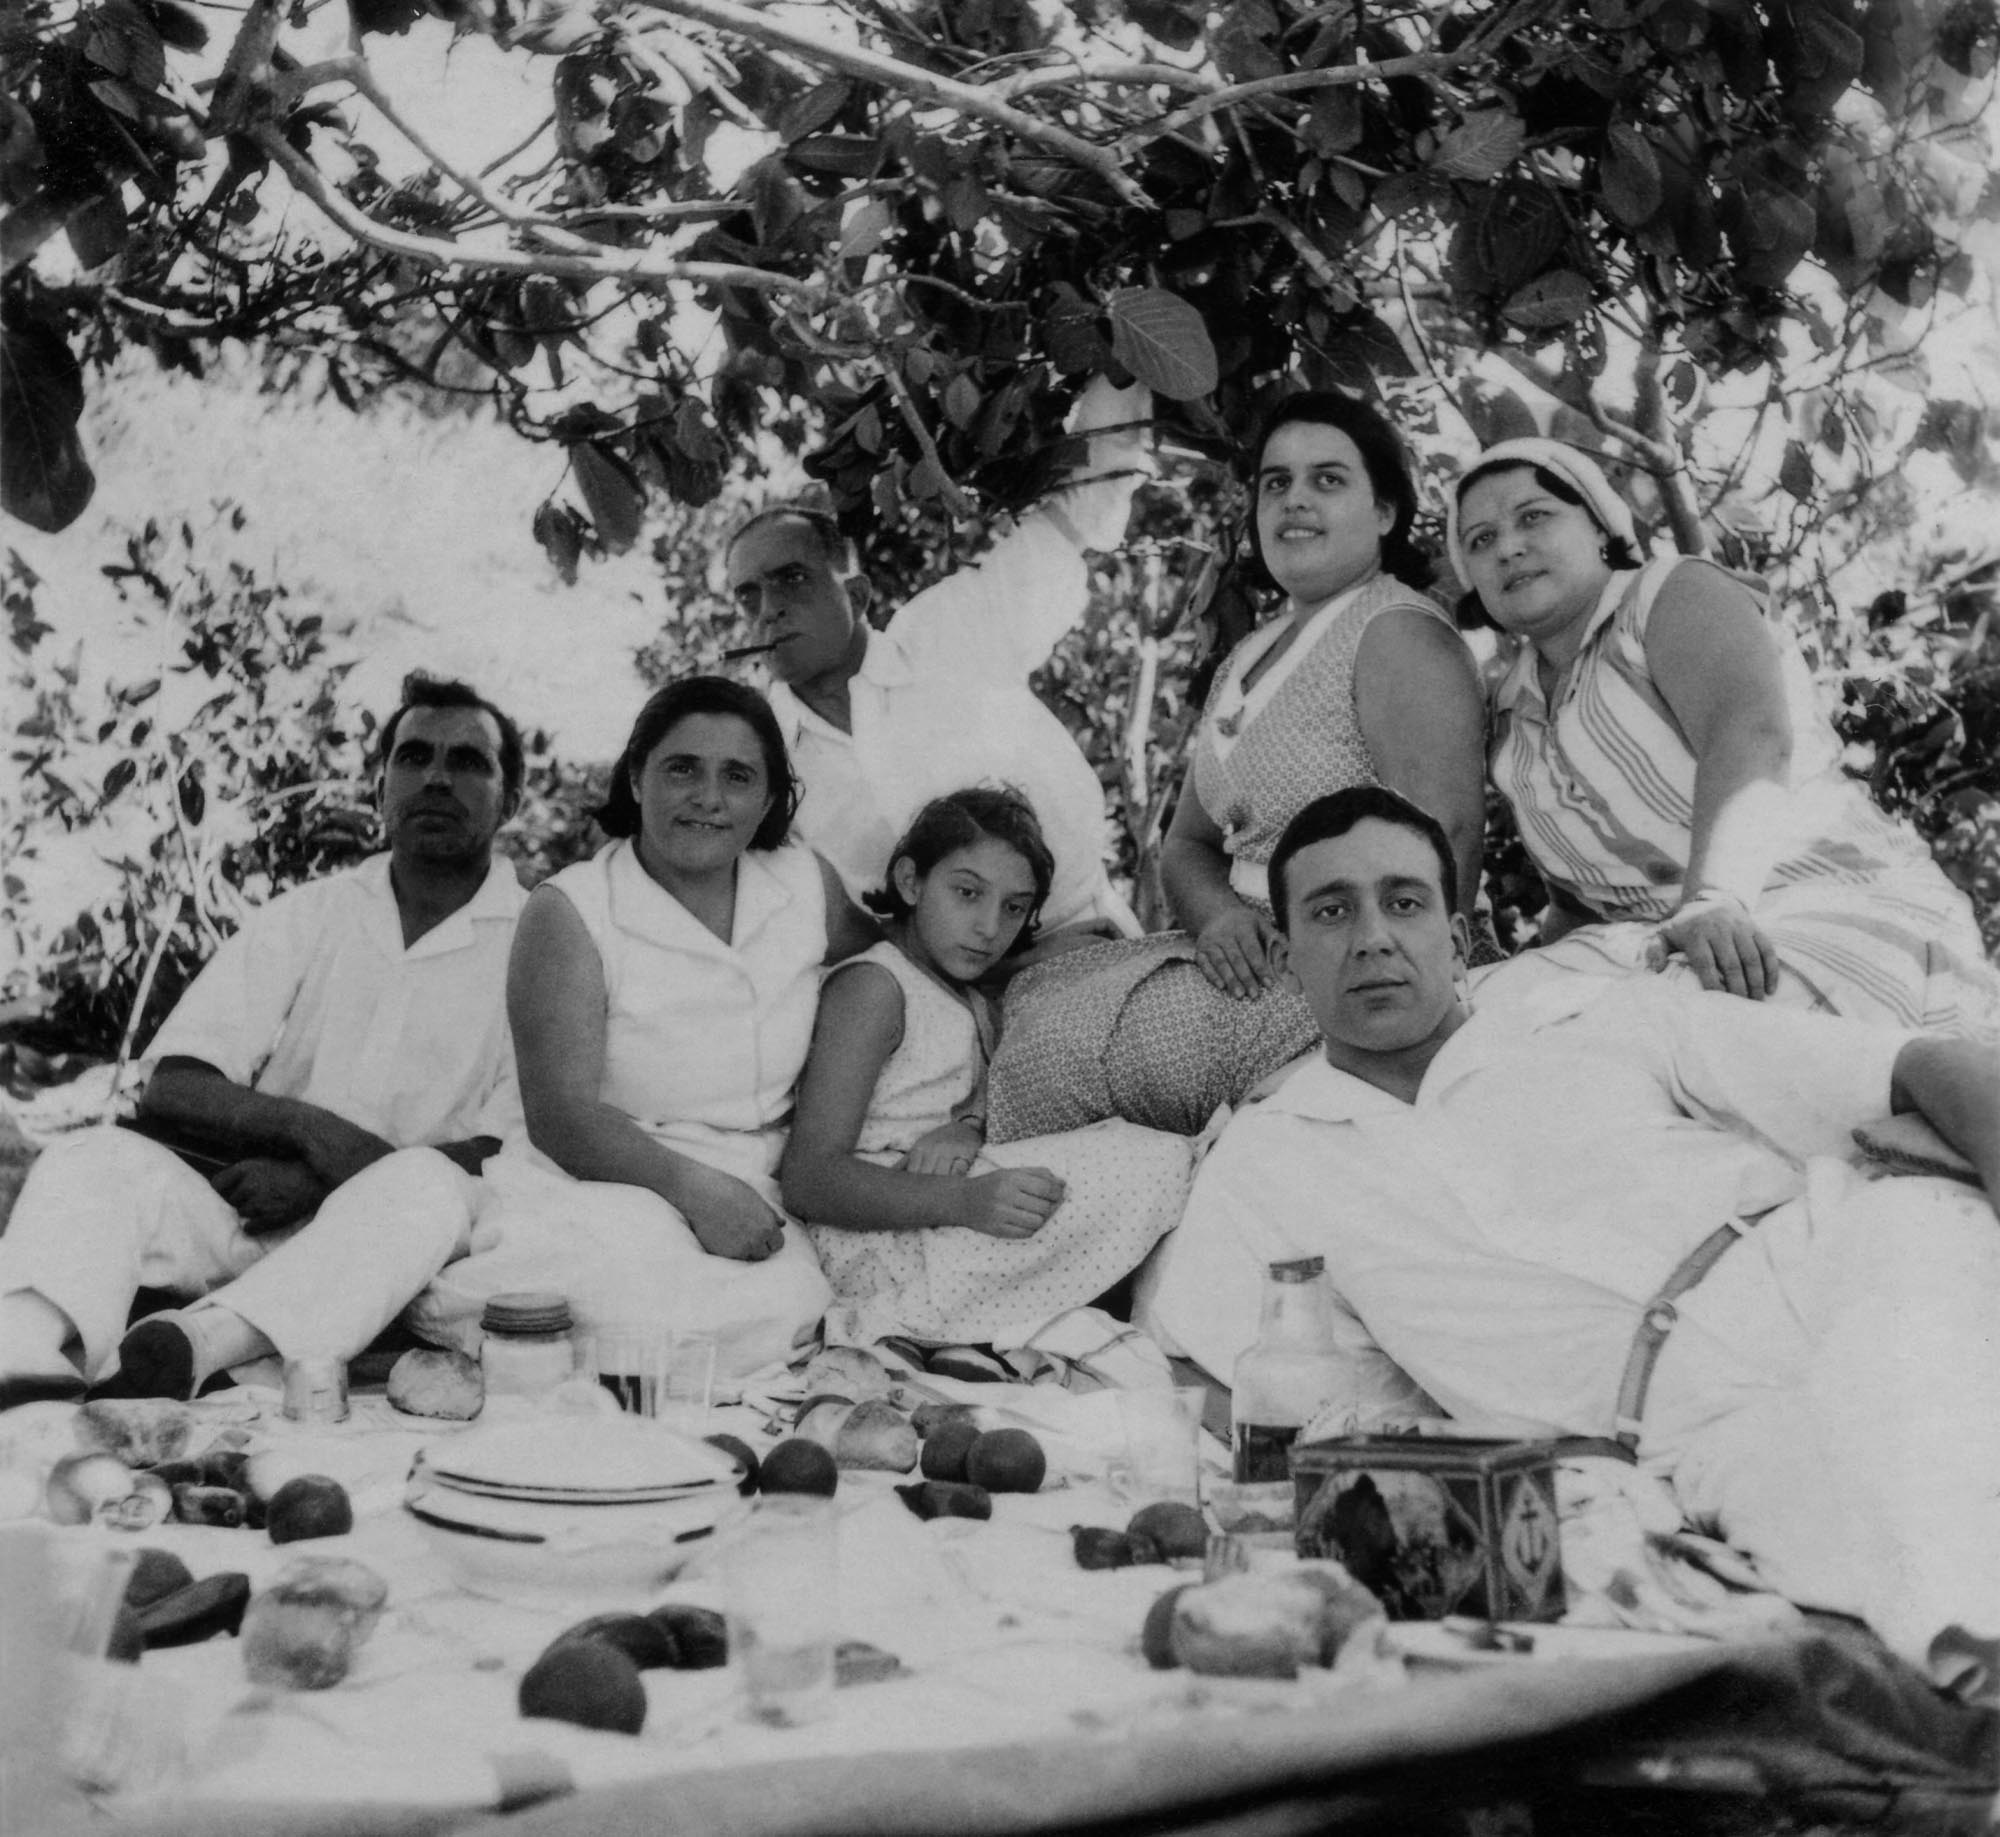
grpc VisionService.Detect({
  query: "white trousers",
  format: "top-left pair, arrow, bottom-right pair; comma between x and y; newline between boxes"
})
0,1129 -> 472,1377
1646,1159 -> 2000,1683
406,1154 -> 832,1382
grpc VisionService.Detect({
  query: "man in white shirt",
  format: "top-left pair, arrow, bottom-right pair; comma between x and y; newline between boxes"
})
0,675 -> 528,1404
1140,784 -> 2000,1699
724,379 -> 1151,939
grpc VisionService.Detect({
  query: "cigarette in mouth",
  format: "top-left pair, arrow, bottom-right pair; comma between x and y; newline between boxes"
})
722,642 -> 780,660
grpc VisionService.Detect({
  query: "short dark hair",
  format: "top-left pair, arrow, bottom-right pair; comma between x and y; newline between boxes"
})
377,674 -> 525,807
1269,785 -> 1459,927
1243,391 -> 1431,593
865,786 -> 1055,954
726,503 -> 858,577
594,675 -> 800,851
1450,460 -> 1642,631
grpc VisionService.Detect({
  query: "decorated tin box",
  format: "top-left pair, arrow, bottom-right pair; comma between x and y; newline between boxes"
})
1290,1435 -> 1565,1622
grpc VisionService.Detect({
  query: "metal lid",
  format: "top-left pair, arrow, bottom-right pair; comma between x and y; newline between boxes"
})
1268,1256 -> 1326,1281
481,1291 -> 573,1335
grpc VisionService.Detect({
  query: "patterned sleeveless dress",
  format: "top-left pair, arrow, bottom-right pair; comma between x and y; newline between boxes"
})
988,575 -> 1460,1139
808,943 -> 1194,1348
1493,556 -> 2000,1040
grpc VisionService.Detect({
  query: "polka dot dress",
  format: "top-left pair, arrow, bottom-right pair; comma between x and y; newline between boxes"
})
807,945 -> 1196,1349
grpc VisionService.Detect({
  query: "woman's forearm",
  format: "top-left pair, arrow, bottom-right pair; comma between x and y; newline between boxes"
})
1161,832 -> 1250,934
1682,722 -> 1792,908
780,1145 -> 967,1233
525,1091 -> 712,1213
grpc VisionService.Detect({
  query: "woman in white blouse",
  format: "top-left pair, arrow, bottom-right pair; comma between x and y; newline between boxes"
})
473,677 -> 874,1377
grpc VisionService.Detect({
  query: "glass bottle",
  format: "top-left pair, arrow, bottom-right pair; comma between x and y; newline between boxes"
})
1230,1257 -> 1348,1483
478,1291 -> 576,1400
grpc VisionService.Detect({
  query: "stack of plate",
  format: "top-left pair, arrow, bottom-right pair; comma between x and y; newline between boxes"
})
404,1414 -> 751,1599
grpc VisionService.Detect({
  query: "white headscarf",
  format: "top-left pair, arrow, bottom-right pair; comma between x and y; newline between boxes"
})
1445,437 -> 1640,586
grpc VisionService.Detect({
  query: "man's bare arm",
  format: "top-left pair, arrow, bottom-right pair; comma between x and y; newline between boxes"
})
141,1058 -> 395,1189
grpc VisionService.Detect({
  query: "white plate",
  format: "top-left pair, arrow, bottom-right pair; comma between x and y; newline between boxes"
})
414,1466 -> 733,1507
418,1413 -> 739,1496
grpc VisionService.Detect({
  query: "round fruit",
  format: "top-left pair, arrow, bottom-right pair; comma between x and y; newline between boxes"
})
266,1474 -> 354,1544
704,1432 -> 760,1496
1127,1501 -> 1209,1561
756,1438 -> 838,1498
919,1418 -> 979,1483
1141,1585 -> 1191,1670
45,1451 -> 136,1525
965,1428 -> 1045,1494
124,1548 -> 196,1611
519,1641 -> 647,1734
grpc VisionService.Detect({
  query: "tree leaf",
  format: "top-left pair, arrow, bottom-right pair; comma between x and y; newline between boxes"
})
571,443 -> 643,553
103,757 -> 137,799
1501,269 -> 1595,329
0,314 -> 95,533
942,373 -> 980,430
1212,0 -> 1285,80
1778,440 -> 1815,499
67,190 -> 129,269
178,766 -> 205,826
778,79 -> 852,144
532,502 -> 584,583
142,0 -> 208,52
1431,110 -> 1525,181
837,196 -> 892,262
1127,0 -> 1204,51
1106,287 -> 1218,401
1043,286 -> 1108,377
1600,122 -> 1663,226
1303,89 -> 1364,157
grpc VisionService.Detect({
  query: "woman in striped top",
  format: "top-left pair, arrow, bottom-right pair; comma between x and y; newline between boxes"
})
1448,437 -> 1999,1041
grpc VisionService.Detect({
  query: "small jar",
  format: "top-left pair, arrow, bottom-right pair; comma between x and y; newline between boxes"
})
478,1292 -> 575,1400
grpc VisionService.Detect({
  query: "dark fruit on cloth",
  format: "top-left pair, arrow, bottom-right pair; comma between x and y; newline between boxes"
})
137,1572 -> 251,1648
519,1641 -> 647,1734
266,1475 -> 353,1543
123,1548 -> 196,1611
173,1483 -> 246,1528
910,1401 -> 979,1437
965,1428 -> 1045,1494
1127,1501 -> 1208,1561
895,1479 -> 993,1522
757,1438 -> 838,1497
106,1604 -> 146,1664
645,1604 -> 728,1669
1142,1585 -> 1192,1669
546,1613 -> 679,1670
919,1419 -> 979,1482
704,1433 -> 760,1495
1072,1526 -> 1154,1570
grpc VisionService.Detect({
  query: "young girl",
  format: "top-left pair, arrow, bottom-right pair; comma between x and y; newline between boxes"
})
781,788 -> 1195,1354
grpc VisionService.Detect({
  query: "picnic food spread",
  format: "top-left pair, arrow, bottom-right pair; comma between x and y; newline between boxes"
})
1,1342 -> 1782,1824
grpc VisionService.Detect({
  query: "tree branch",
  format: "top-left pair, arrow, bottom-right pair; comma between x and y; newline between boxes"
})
883,360 -> 970,519
249,125 -> 820,296
638,0 -> 1153,208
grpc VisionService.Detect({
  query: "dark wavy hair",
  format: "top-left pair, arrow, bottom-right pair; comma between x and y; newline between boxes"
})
593,676 -> 800,851
1269,784 -> 1459,928
864,786 -> 1055,954
376,673 -> 526,808
1241,391 -> 1431,594
1450,460 -> 1642,631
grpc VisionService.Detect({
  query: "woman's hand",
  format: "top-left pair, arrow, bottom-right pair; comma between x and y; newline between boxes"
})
1194,903 -> 1283,1000
1654,892 -> 1782,1000
955,1167 -> 1065,1240
679,1163 -> 788,1262
903,1120 -> 983,1177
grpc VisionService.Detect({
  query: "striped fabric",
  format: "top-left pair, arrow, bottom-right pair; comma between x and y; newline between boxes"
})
1493,556 -> 2000,1042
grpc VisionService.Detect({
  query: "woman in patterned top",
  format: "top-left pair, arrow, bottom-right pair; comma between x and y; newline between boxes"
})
1450,437 -> 2000,1039
984,392 -> 1488,1139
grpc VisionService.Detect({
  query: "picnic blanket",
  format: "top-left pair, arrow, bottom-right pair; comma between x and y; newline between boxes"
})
7,1382 -> 1994,1837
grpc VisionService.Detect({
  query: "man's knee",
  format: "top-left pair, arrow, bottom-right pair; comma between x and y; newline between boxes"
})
322,1147 -> 476,1248
9,1127 -> 182,1224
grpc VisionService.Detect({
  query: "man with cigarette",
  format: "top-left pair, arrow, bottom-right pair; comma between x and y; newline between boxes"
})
722,377 -> 1152,941
0,674 -> 526,1404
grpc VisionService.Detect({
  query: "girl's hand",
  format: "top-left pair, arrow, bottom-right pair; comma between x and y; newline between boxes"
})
903,1120 -> 983,1177
1194,904 -> 1282,1000
680,1165 -> 788,1262
956,1167 -> 1065,1240
1655,892 -> 1782,1000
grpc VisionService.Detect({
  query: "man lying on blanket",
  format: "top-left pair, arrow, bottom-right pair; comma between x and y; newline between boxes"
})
1141,784 -> 2000,1706
0,674 -> 526,1406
